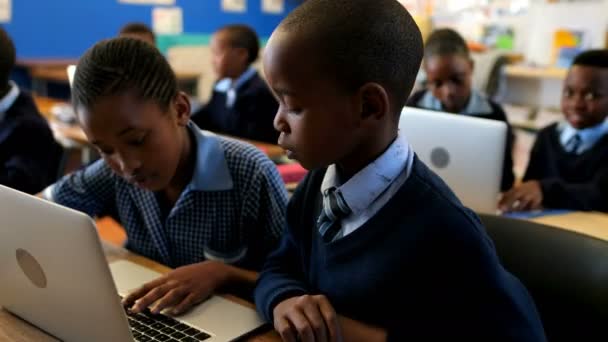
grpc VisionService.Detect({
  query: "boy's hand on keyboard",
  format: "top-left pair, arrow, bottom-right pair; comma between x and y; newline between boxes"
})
273,294 -> 343,342
498,180 -> 543,213
122,261 -> 228,316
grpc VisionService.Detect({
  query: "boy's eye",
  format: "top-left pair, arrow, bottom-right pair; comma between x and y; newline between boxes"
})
128,134 -> 147,147
563,89 -> 573,98
584,92 -> 598,101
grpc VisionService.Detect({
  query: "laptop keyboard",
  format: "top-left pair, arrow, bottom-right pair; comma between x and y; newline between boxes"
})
124,306 -> 211,341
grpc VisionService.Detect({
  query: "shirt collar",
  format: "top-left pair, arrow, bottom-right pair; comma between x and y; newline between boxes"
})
0,81 -> 20,122
213,67 -> 257,93
417,89 -> 493,115
558,119 -> 608,149
186,122 -> 234,191
321,134 -> 412,214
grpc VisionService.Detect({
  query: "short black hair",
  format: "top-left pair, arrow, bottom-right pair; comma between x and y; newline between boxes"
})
72,37 -> 177,112
119,22 -> 155,42
278,0 -> 423,111
424,28 -> 470,60
572,49 -> 608,69
0,27 -> 16,86
218,24 -> 260,65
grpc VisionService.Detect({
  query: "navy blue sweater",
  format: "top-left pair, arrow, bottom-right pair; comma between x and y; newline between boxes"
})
191,72 -> 279,144
524,123 -> 608,212
0,91 -> 61,194
255,156 -> 546,340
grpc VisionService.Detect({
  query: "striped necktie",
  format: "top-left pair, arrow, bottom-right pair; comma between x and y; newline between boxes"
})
565,134 -> 582,154
317,187 -> 352,242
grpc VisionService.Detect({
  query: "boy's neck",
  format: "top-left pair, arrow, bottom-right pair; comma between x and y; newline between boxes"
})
164,128 -> 196,206
336,129 -> 398,182
229,65 -> 251,82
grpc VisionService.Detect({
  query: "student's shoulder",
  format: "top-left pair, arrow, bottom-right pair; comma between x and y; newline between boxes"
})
535,122 -> 560,142
404,157 -> 486,235
217,135 -> 278,175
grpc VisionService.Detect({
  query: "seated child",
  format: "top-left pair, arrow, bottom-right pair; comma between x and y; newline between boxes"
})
0,28 -> 61,194
407,28 -> 515,191
42,37 -> 288,315
254,0 -> 546,340
192,25 -> 279,144
500,49 -> 608,213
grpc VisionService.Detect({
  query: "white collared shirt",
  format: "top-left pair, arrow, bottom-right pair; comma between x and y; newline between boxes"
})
0,81 -> 20,123
320,134 -> 414,239
418,89 -> 493,115
558,119 -> 608,154
214,67 -> 258,108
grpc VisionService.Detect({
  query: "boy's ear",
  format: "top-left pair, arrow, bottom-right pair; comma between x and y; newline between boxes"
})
359,83 -> 390,121
174,92 -> 191,126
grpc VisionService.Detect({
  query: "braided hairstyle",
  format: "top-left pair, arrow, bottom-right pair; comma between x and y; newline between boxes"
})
72,37 -> 177,113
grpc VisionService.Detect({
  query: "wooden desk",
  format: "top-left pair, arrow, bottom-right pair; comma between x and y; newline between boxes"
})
0,242 -> 280,342
530,211 -> 608,241
504,65 -> 568,80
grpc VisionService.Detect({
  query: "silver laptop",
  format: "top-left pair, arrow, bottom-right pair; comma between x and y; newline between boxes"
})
399,106 -> 507,214
0,184 -> 265,342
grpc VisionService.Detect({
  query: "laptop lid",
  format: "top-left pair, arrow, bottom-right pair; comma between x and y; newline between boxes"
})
0,185 -> 265,342
399,106 -> 506,214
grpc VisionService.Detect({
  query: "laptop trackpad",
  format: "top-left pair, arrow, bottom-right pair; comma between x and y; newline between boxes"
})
108,260 -> 266,341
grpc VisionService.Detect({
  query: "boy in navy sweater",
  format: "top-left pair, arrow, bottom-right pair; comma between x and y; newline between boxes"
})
0,28 -> 60,194
192,25 -> 279,144
407,28 -> 515,191
254,0 -> 546,341
500,49 -> 608,213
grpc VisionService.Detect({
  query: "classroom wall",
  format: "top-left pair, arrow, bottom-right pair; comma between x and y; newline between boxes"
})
4,0 -> 302,59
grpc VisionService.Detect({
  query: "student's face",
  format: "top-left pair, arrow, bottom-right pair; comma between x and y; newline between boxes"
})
77,92 -> 191,191
424,54 -> 473,113
210,31 -> 247,79
264,31 -> 366,170
561,65 -> 608,129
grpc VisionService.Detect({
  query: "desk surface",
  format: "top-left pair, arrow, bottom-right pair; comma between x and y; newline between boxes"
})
33,96 -> 284,158
530,211 -> 608,241
504,65 -> 568,80
0,242 -> 280,342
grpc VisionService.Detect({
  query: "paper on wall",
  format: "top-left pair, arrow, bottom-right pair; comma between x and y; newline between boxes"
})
0,0 -> 11,23
152,7 -> 183,34
222,0 -> 246,13
262,0 -> 284,14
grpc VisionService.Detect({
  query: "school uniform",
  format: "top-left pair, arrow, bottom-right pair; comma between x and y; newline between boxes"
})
407,89 -> 516,191
255,135 -> 546,340
43,122 -> 287,269
192,68 -> 279,144
523,120 -> 608,212
0,82 -> 60,194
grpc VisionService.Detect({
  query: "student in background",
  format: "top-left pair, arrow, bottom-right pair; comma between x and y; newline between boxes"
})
500,49 -> 608,213
191,25 -> 279,144
0,28 -> 61,194
407,28 -> 515,192
254,0 -> 545,340
42,38 -> 287,315
119,22 -> 156,46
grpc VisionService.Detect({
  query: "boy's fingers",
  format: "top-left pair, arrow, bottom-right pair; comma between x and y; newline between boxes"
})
301,302 -> 327,342
317,297 -> 339,342
122,276 -> 167,306
275,316 -> 298,342
287,309 -> 315,342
